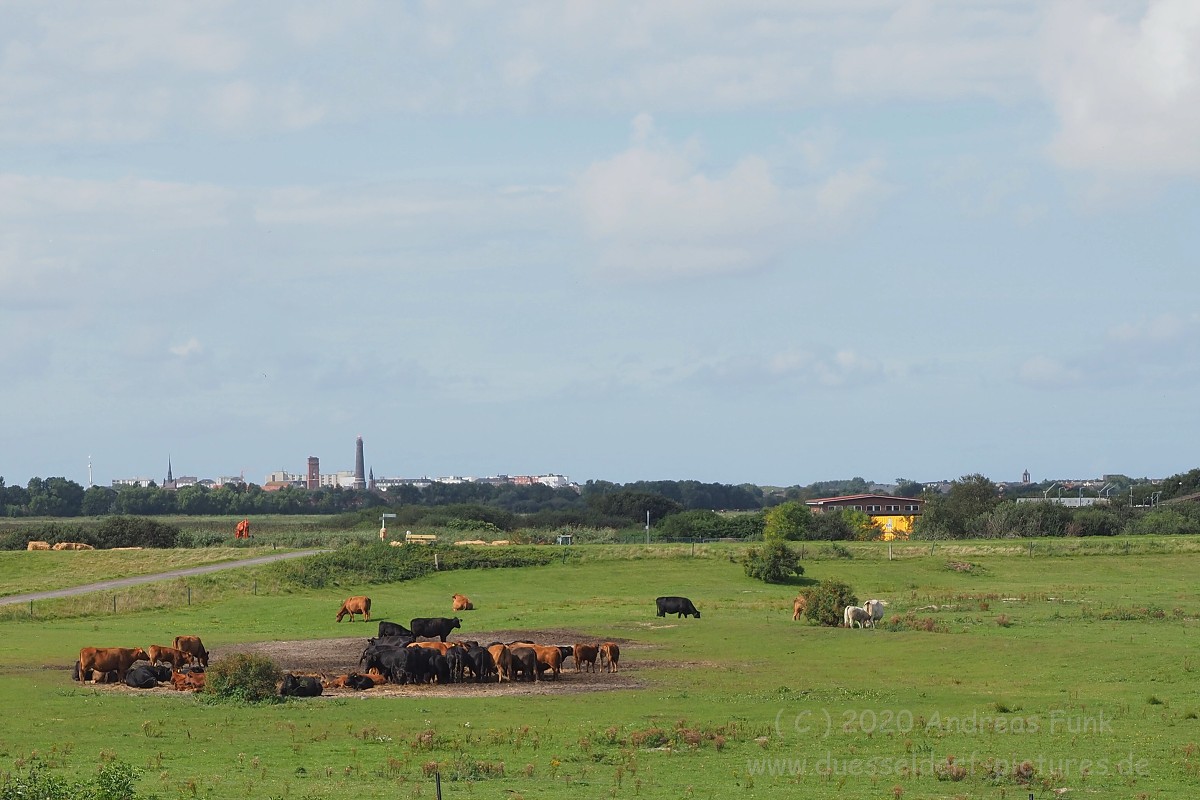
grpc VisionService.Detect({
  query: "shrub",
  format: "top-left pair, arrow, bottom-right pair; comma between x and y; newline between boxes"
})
802,579 -> 857,627
742,542 -> 804,583
204,652 -> 282,703
93,515 -> 180,548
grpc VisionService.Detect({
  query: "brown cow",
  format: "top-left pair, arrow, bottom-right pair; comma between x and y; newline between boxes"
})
511,642 -> 562,680
487,644 -> 513,682
793,594 -> 808,621
598,642 -> 620,673
78,647 -> 149,683
364,667 -> 389,685
409,641 -> 452,655
451,593 -> 474,611
573,643 -> 600,673
336,595 -> 371,622
170,671 -> 206,692
148,645 -> 193,670
172,635 -> 210,667
26,540 -> 51,551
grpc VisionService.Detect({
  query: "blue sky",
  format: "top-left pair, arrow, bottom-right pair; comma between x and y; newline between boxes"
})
3,1 -> 1198,489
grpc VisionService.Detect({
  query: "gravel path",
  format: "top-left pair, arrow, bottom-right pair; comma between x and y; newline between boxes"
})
0,549 -> 325,606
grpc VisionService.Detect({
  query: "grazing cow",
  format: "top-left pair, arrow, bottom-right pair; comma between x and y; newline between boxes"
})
377,621 -> 412,638
410,617 -> 462,642
172,635 -> 210,668
451,593 -> 474,611
598,642 -> 621,673
508,647 -> 539,682
656,596 -> 701,619
280,674 -> 323,697
864,599 -> 887,628
574,643 -> 599,673
844,605 -> 871,629
125,664 -> 170,689
793,595 -> 808,621
336,595 -> 372,622
77,647 -> 150,683
487,644 -> 513,682
148,645 -> 193,670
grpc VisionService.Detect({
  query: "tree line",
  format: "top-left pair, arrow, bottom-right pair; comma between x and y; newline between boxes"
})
4,469 -> 1199,540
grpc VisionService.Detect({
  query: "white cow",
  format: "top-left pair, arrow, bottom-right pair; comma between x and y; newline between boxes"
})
844,605 -> 871,629
864,599 -> 887,628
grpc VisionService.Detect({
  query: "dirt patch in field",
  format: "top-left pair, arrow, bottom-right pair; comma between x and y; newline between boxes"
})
59,630 -> 645,698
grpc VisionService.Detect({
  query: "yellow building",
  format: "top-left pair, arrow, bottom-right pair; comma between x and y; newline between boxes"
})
805,494 -> 925,541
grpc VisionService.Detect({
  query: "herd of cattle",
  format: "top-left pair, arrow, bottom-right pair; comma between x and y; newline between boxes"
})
74,635 -> 210,692
72,591 -> 881,697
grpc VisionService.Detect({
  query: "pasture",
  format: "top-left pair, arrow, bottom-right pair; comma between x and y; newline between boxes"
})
1,540 -> 1198,799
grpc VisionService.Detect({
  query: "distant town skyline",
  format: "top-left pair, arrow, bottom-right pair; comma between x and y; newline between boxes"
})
4,3 -> 1197,491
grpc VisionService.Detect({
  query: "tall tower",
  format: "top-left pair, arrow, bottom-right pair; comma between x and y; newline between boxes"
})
165,457 -> 174,488
353,436 -> 366,490
307,456 -> 320,490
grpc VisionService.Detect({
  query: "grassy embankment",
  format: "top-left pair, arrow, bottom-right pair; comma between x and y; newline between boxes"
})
1,538 -> 1199,799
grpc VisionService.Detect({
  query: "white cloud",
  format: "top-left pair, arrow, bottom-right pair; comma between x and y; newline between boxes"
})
1108,312 -> 1197,344
1041,0 -> 1200,176
169,337 -> 204,359
575,115 -> 893,281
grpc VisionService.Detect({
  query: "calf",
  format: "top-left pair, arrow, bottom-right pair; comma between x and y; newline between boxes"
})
599,642 -> 621,673
149,645 -> 194,670
574,643 -> 599,673
844,605 -> 871,629
451,593 -> 474,611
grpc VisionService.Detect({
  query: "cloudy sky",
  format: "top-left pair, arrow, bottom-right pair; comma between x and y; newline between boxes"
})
3,1 -> 1198,489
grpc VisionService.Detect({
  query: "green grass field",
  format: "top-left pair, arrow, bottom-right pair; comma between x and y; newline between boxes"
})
2,540 -> 1198,799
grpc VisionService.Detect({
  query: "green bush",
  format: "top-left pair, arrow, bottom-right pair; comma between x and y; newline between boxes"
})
742,542 -> 804,583
0,759 -> 142,800
204,652 -> 282,703
802,579 -> 857,626
93,515 -> 180,548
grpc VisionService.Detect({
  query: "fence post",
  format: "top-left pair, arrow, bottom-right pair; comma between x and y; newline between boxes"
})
112,595 -> 117,613
253,580 -> 257,596
1029,541 -> 1034,557
888,543 -> 892,561
187,586 -> 191,606
434,553 -> 440,571
29,600 -> 33,618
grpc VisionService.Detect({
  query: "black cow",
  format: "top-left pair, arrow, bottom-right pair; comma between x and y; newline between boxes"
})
378,621 -> 412,638
656,595 -> 701,618
410,617 -> 462,642
445,645 -> 468,683
280,674 -> 323,697
345,673 -> 374,691
125,663 -> 170,689
466,646 -> 496,682
509,647 -> 539,682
